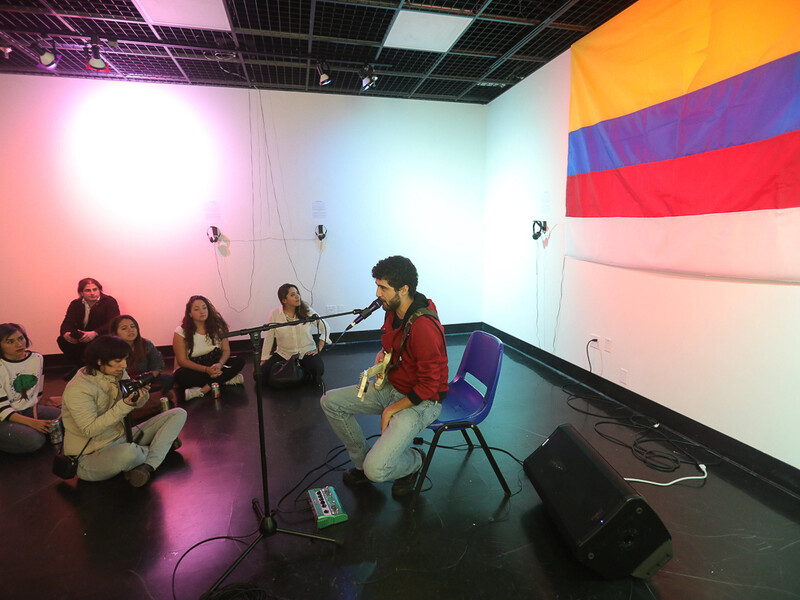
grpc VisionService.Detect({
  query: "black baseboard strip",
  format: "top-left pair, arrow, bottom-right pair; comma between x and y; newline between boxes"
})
480,323 -> 800,500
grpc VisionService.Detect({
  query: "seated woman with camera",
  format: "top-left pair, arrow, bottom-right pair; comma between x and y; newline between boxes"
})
61,335 -> 187,487
173,295 -> 245,401
0,323 -> 61,454
260,283 -> 331,390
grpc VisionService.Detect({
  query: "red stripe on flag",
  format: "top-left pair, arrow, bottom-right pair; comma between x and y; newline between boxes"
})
566,129 -> 800,218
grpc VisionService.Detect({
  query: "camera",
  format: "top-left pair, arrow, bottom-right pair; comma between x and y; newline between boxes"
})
119,372 -> 156,401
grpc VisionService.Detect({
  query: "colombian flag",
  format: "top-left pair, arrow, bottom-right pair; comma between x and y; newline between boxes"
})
565,0 -> 800,282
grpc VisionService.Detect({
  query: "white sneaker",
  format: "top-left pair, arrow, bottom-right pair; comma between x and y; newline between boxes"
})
224,373 -> 245,386
185,387 -> 205,401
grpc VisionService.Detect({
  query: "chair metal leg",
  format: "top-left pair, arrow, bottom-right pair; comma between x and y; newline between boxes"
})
409,423 -> 510,509
461,429 -> 474,449
469,424 -> 511,496
409,427 -> 445,509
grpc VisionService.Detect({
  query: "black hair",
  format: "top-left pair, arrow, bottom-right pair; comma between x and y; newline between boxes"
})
0,323 -> 30,352
83,335 -> 131,375
371,255 -> 418,297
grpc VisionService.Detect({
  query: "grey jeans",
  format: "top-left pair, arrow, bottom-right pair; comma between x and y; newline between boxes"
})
320,382 -> 441,482
77,408 -> 187,482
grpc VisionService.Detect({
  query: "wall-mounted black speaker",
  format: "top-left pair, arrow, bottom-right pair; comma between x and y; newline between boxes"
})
524,423 -> 673,579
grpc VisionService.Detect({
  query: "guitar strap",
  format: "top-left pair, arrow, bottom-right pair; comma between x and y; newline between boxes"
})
384,307 -> 447,376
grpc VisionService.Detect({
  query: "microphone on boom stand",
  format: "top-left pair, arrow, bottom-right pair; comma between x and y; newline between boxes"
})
344,298 -> 382,332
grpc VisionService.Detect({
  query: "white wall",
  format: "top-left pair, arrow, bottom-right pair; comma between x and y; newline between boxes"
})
0,74 -> 486,353
484,52 -> 800,471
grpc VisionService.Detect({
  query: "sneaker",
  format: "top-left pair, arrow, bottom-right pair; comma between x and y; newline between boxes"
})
184,387 -> 205,401
342,468 -> 370,486
125,464 -> 154,487
224,373 -> 244,386
391,447 -> 426,497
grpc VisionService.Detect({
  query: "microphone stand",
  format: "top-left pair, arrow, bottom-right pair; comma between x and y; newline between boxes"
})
203,308 -> 365,595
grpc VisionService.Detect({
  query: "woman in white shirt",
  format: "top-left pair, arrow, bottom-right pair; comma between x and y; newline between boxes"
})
260,284 -> 331,389
0,323 -> 61,454
173,295 -> 245,400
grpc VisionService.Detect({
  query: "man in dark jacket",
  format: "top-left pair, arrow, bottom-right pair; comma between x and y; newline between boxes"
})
57,277 -> 120,369
321,256 -> 448,497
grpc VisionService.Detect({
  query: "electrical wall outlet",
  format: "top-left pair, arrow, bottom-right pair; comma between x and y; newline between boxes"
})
589,335 -> 599,349
604,338 -> 612,353
619,368 -> 628,385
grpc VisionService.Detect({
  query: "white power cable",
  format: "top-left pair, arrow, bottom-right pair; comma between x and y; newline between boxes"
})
625,464 -> 708,487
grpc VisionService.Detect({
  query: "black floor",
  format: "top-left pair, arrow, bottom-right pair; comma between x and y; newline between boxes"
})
2,333 -> 800,600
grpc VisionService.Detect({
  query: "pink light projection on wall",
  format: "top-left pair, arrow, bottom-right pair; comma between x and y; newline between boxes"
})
60,83 -> 222,229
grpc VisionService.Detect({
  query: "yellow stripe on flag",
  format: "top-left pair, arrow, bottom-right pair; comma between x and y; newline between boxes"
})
569,0 -> 800,132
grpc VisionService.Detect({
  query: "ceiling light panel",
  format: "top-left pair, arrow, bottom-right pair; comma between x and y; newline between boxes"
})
384,10 -> 472,52
133,0 -> 230,31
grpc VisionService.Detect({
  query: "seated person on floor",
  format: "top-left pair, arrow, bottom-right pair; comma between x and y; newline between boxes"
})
57,278 -> 120,371
173,295 -> 245,401
0,323 -> 61,454
61,335 -> 186,487
111,314 -> 173,397
260,283 -> 331,389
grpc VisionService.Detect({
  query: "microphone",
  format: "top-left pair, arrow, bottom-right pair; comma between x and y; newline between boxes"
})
345,298 -> 382,331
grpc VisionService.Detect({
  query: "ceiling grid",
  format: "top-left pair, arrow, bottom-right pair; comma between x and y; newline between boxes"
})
0,0 -> 636,103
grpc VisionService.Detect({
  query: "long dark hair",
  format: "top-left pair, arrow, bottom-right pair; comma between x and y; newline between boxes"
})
181,295 -> 229,355
277,283 -> 312,319
109,315 -> 147,368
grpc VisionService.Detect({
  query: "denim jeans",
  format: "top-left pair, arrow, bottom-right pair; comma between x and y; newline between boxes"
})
77,407 -> 186,481
0,405 -> 61,454
320,382 -> 441,482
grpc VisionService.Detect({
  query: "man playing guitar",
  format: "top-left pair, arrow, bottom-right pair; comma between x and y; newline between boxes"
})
320,255 -> 449,497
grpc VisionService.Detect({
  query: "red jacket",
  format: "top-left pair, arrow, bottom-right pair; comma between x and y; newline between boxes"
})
381,294 -> 448,405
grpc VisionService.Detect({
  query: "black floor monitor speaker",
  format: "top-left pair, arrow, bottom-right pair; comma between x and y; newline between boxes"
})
524,423 -> 673,579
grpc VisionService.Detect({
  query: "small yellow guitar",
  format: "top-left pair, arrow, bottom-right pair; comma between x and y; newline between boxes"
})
357,351 -> 392,400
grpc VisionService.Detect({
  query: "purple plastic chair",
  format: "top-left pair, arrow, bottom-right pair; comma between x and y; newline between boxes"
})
411,330 -> 511,507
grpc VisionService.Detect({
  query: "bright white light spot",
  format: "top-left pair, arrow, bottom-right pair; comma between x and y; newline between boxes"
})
64,84 -> 220,229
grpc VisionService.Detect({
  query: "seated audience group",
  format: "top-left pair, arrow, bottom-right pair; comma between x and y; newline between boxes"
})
0,277 -> 312,488
1,278 -> 324,485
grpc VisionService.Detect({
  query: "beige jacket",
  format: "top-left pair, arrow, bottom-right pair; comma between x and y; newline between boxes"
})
61,368 -> 148,456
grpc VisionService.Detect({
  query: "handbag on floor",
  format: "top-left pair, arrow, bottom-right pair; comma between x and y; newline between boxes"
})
52,439 -> 91,480
269,354 -> 305,388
